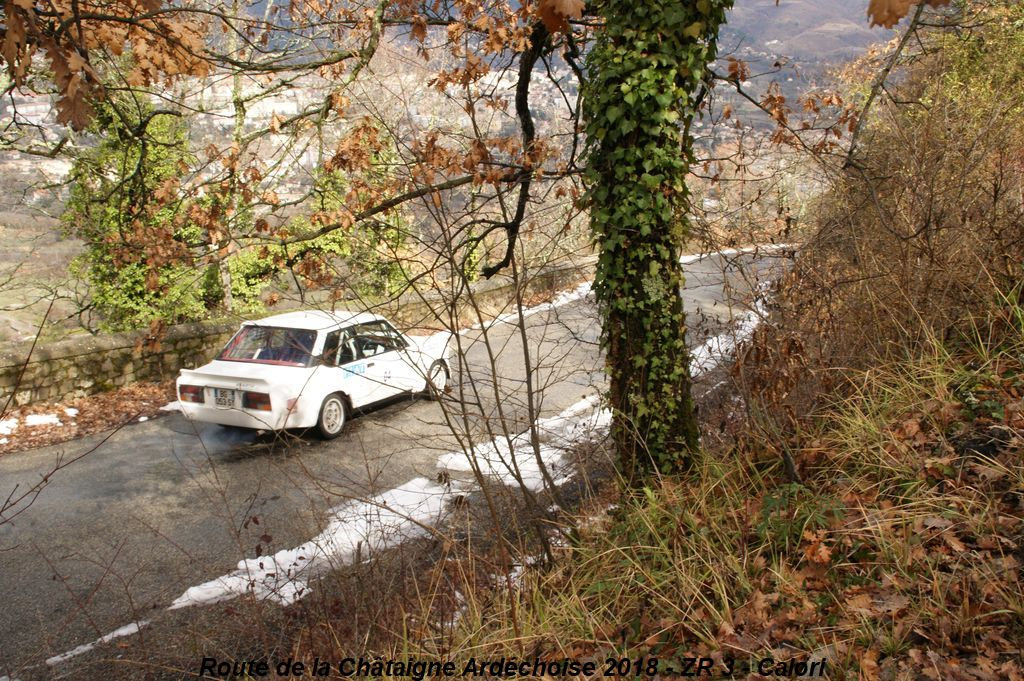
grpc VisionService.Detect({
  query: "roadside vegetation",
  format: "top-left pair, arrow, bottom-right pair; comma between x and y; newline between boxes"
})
347,3 -> 1023,677
410,334 -> 1023,678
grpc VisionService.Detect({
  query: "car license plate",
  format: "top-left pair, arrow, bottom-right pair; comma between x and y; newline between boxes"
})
214,388 -> 235,408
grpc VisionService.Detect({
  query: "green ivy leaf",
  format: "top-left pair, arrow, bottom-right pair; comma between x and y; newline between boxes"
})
682,21 -> 704,39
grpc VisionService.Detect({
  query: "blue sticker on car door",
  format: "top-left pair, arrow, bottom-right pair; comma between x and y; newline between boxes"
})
343,363 -> 366,377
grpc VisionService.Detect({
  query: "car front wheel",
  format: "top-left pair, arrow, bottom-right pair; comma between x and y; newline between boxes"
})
424,360 -> 449,400
316,393 -> 348,439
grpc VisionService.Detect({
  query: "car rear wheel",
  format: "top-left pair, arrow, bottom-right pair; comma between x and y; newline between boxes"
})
316,393 -> 348,439
424,360 -> 449,400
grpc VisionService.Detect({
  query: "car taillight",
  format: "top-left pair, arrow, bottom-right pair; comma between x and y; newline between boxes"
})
179,385 -> 204,403
243,391 -> 272,411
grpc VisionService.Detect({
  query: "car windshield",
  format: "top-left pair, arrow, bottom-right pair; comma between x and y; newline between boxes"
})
218,326 -> 317,367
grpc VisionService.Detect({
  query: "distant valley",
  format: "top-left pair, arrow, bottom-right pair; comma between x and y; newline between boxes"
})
724,0 -> 888,62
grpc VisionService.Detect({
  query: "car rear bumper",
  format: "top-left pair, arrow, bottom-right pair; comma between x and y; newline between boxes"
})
178,402 -> 301,430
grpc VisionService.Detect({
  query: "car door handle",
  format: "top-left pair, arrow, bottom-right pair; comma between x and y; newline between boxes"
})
367,362 -> 375,368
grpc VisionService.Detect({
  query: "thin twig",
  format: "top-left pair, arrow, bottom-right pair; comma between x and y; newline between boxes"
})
844,3 -> 926,169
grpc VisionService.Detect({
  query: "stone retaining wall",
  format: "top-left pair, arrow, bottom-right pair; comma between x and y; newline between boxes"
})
0,258 -> 595,407
0,320 -> 240,406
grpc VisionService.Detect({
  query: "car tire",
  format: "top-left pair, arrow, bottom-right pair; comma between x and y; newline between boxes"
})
316,393 -> 348,439
424,360 -> 449,400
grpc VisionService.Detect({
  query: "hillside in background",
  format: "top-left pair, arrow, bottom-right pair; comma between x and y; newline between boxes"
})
706,0 -> 894,133
725,0 -> 886,62
0,0 -> 889,217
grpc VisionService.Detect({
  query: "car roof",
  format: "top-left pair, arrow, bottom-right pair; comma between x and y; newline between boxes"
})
243,309 -> 383,331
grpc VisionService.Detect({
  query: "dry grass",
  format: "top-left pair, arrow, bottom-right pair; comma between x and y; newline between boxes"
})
392,330 -> 1023,679
385,9 -> 1024,676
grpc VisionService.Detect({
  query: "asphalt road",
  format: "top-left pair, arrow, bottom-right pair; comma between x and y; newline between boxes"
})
0,250 -> 790,678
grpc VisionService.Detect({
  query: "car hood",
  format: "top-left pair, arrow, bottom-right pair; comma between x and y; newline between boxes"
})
407,331 -> 452,359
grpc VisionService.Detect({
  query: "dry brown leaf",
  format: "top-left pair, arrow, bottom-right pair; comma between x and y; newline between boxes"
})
537,0 -> 584,33
847,593 -> 875,616
411,15 -> 428,43
867,0 -> 952,28
867,0 -> 913,27
805,540 -> 832,564
727,56 -> 749,81
860,648 -> 881,681
553,0 -> 585,20
876,592 -> 909,614
998,660 -> 1024,681
943,533 -> 966,552
923,516 -> 953,530
898,417 -> 921,439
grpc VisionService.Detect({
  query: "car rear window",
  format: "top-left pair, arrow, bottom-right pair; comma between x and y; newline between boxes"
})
218,326 -> 317,366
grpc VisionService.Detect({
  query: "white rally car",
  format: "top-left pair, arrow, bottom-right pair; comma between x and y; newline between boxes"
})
176,310 -> 452,439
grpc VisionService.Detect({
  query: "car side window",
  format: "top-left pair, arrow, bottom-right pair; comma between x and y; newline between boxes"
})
322,330 -> 341,366
378,321 -> 408,349
321,328 -> 359,366
337,328 -> 358,365
351,322 -> 400,358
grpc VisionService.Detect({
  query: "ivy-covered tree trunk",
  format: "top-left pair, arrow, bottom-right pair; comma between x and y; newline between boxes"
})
584,0 -> 731,481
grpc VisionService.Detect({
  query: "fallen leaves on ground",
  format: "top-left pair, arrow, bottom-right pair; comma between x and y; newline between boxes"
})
0,380 -> 177,455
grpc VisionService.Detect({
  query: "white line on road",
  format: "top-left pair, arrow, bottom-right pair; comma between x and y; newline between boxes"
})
44,621 -> 150,666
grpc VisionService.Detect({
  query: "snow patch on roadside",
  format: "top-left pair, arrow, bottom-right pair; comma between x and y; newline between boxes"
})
44,621 -> 149,666
0,418 -> 16,436
437,394 -> 610,492
679,242 -> 797,265
24,413 -> 61,427
464,281 -> 593,334
442,277 -> 772,495
169,478 -> 451,609
689,284 -> 769,375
